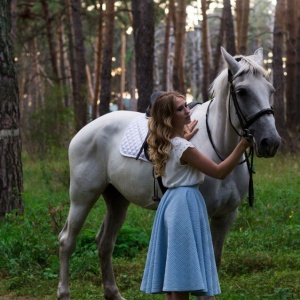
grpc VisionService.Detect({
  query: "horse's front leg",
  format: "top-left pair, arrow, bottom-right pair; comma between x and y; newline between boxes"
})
209,209 -> 238,270
96,185 -> 130,300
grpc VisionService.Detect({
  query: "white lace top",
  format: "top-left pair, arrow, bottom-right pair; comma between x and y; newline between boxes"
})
162,137 -> 205,188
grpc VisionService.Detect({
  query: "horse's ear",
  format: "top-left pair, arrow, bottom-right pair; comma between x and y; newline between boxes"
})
221,47 -> 240,75
253,48 -> 264,66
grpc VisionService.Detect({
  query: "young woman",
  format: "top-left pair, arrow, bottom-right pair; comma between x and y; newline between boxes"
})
140,91 -> 252,300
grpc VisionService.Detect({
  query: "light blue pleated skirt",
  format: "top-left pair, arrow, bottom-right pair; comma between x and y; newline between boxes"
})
140,185 -> 221,296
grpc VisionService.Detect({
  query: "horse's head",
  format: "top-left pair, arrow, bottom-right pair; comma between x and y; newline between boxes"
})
220,47 -> 281,158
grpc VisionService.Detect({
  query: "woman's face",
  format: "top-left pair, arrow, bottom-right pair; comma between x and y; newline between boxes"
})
172,96 -> 191,128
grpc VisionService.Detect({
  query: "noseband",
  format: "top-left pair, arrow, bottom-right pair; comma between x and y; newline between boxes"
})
206,64 -> 274,207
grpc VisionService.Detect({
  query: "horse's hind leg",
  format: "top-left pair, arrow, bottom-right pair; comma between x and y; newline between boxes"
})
57,186 -> 100,300
95,184 -> 130,300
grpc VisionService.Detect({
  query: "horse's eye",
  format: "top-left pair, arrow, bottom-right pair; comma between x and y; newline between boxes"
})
236,88 -> 247,96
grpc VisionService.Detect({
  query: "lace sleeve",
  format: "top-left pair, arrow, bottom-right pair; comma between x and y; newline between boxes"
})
173,138 -> 195,161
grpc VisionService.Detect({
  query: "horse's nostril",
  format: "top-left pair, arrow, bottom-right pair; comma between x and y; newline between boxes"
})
260,138 -> 270,155
260,138 -> 269,147
260,137 -> 279,157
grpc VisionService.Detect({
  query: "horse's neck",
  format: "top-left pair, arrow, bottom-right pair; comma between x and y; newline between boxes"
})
209,89 -> 241,157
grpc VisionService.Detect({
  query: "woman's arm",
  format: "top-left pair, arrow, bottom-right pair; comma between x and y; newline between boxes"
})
181,138 -> 251,180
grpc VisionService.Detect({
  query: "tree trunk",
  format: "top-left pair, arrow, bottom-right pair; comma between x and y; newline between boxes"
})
65,0 -> 78,120
236,0 -> 250,55
124,1 -> 137,110
40,0 -> 59,83
162,0 -> 172,91
29,38 -> 42,112
132,0 -> 154,112
99,0 -> 115,116
273,0 -> 286,139
235,0 -> 242,50
190,27 -> 202,101
93,0 -> 103,119
212,8 -> 225,80
295,1 -> 300,130
223,0 -> 236,56
118,29 -> 126,110
10,0 -> 17,44
72,0 -> 88,128
286,0 -> 297,131
173,0 -> 186,93
57,14 -> 70,108
240,0 -> 250,55
86,64 -> 94,102
0,0 -> 23,217
201,0 -> 211,102
130,49 -> 137,111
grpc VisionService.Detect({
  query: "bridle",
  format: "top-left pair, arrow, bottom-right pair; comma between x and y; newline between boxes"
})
206,63 -> 274,207
227,68 -> 274,137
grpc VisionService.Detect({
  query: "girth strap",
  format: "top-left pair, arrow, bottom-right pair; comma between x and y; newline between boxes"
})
136,132 -> 167,199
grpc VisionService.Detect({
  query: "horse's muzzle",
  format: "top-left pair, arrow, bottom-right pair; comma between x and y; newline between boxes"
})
256,135 -> 281,158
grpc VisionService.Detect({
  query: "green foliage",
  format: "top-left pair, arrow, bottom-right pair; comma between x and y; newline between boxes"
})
23,85 -> 74,157
217,153 -> 300,300
0,210 -> 59,286
114,225 -> 149,258
0,153 -> 299,299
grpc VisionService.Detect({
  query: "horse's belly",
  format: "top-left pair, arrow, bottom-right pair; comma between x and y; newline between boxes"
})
109,156 -> 160,210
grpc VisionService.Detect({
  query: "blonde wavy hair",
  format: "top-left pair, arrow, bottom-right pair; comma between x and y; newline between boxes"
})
147,91 -> 186,177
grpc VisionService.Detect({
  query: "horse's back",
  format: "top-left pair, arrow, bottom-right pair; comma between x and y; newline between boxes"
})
69,111 -> 141,154
72,110 -> 140,143
68,111 -> 142,185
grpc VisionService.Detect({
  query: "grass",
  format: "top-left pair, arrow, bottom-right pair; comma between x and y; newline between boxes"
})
0,151 -> 299,299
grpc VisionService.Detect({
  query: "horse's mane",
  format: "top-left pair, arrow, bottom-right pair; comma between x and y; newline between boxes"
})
209,54 -> 269,98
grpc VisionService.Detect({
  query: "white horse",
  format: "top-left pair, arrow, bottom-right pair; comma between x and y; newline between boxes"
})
57,48 -> 281,300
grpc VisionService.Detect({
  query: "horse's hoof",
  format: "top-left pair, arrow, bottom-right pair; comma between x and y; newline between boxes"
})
104,294 -> 126,300
57,296 -> 70,300
104,286 -> 126,300
57,294 -> 70,300
57,286 -> 70,300
105,296 -> 126,300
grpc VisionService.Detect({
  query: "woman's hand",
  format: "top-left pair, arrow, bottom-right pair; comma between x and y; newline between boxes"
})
241,129 -> 254,149
240,137 -> 253,150
184,120 -> 199,140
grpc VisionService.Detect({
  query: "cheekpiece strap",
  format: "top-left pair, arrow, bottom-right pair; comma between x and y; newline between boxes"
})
228,69 -> 233,83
